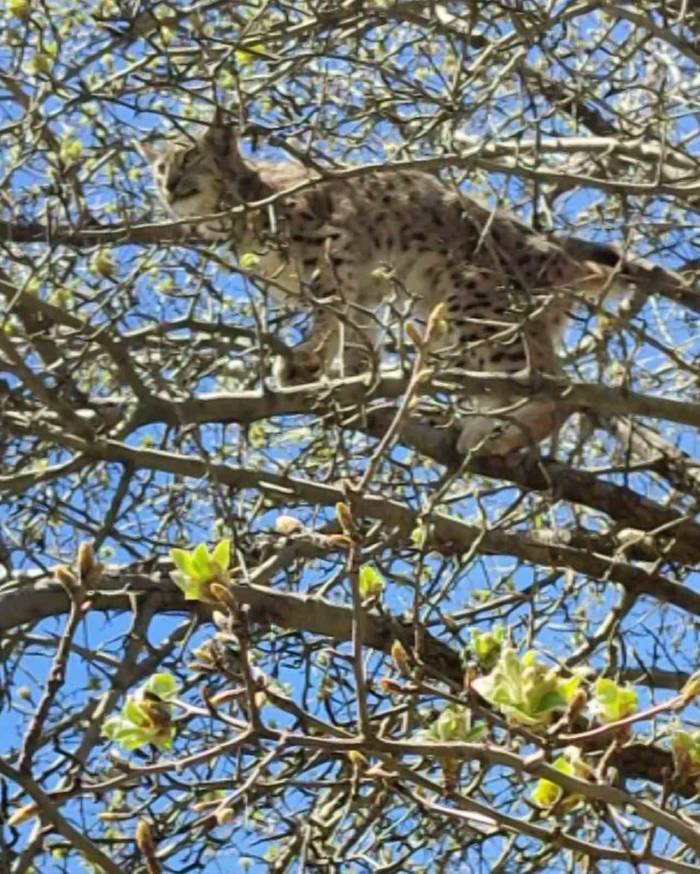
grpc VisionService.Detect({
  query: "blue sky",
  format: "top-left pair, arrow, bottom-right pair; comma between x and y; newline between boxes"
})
1,2 -> 699,871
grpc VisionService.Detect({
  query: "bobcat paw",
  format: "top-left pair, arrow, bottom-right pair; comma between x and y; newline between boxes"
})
273,350 -> 323,386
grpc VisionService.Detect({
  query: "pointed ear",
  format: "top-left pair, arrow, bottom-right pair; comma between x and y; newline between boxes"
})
204,109 -> 232,157
134,141 -> 160,163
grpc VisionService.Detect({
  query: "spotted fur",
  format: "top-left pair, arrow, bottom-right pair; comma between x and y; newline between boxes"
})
137,116 -> 619,454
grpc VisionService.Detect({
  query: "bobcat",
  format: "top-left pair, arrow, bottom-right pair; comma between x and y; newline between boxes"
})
137,113 -> 620,454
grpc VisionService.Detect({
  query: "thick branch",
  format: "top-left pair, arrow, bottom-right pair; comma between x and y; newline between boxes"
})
5,434 -> 698,612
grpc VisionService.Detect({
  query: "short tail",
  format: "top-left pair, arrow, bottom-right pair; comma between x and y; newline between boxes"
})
577,260 -> 625,305
555,235 -> 629,305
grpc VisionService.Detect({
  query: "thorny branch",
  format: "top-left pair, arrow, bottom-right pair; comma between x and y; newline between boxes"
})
2,1 -> 700,872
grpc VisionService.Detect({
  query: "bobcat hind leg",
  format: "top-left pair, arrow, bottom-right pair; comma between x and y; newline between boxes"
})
435,270 -> 566,455
457,397 -> 567,455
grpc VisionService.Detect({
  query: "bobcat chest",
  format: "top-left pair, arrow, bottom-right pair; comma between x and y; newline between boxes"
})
246,246 -> 305,302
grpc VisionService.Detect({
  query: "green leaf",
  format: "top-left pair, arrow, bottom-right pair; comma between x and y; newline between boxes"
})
472,647 -> 578,727
470,625 -> 506,669
124,698 -> 148,728
169,570 -> 189,594
103,675 -> 178,752
26,54 -> 52,75
248,422 -> 267,448
671,729 -> 700,775
235,43 -> 265,65
151,725 -> 175,749
531,756 -> 587,811
170,548 -> 193,575
358,564 -> 385,599
557,675 -> 582,703
113,728 -> 152,751
239,252 -> 260,270
536,690 -> 566,714
410,522 -> 427,549
146,673 -> 177,699
592,678 -> 637,723
532,757 -> 572,808
531,776 -> 563,808
464,722 -> 488,741
190,543 -> 212,581
211,538 -> 230,573
90,250 -> 116,278
59,136 -> 83,165
169,541 -> 230,602
421,705 -> 486,743
102,716 -> 125,739
183,579 -> 206,601
8,0 -> 30,19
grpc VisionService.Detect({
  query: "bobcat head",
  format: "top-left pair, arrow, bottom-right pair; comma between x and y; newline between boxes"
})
136,112 -> 265,235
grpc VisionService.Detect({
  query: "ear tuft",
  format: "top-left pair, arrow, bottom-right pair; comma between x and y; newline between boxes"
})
204,109 -> 231,156
211,106 -> 227,128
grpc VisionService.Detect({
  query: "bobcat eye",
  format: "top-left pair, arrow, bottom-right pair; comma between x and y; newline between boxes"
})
155,162 -> 165,174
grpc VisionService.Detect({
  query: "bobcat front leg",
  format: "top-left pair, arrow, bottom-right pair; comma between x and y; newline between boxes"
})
457,397 -> 568,455
273,310 -> 336,387
273,306 -> 379,386
273,224 -> 381,386
430,266 -> 567,455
